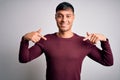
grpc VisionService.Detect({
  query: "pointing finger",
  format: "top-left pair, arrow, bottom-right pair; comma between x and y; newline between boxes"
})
41,36 -> 47,40
83,32 -> 91,41
36,28 -> 47,40
38,34 -> 47,40
83,36 -> 89,41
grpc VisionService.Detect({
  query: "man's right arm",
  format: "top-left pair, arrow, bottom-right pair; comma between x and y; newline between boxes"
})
19,29 -> 47,63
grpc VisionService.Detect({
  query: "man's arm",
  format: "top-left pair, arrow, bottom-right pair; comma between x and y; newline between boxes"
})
84,32 -> 113,66
19,29 -> 47,63
88,40 -> 113,66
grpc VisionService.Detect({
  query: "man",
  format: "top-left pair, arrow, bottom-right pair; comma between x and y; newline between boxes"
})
19,2 -> 113,80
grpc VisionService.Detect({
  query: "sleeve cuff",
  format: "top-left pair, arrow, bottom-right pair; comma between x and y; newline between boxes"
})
100,38 -> 110,50
21,36 -> 29,44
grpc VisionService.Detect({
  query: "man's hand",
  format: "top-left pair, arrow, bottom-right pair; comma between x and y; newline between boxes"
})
83,32 -> 107,44
23,29 -> 47,43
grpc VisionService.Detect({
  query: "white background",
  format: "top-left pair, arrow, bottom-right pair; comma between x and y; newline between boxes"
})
0,0 -> 120,80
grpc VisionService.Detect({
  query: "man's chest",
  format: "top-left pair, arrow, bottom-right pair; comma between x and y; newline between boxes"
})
44,40 -> 87,61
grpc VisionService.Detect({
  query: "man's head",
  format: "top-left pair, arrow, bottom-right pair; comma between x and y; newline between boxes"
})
55,2 -> 75,32
56,2 -> 74,13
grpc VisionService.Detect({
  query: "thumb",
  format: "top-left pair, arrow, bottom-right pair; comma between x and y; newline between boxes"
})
83,32 -> 90,41
86,32 -> 90,36
36,29 -> 41,33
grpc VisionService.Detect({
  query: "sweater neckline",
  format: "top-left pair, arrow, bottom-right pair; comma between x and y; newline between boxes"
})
54,32 -> 76,40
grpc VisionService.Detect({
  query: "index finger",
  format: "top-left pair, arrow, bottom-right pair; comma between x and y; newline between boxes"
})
38,34 -> 47,40
83,36 -> 90,41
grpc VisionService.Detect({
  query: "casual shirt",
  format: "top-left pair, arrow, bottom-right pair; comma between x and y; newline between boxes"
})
19,33 -> 113,80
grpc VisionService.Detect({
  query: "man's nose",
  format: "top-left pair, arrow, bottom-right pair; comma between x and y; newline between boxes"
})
62,16 -> 67,22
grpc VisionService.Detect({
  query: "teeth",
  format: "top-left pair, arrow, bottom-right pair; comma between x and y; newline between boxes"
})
62,25 -> 66,27
61,23 -> 65,25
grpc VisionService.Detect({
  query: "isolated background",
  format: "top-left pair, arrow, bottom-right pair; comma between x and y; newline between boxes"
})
0,0 -> 120,80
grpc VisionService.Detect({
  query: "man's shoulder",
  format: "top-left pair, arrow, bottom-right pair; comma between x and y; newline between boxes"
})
74,33 -> 85,40
44,33 -> 57,40
44,33 -> 56,37
74,33 -> 93,46
38,33 -> 56,44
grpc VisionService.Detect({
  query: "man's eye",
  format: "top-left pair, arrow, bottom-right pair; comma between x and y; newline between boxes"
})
56,15 -> 62,18
67,15 -> 71,18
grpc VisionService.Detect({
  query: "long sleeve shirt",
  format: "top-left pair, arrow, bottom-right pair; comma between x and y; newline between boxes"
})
19,33 -> 113,80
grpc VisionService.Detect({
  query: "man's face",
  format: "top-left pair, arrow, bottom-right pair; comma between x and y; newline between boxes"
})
55,9 -> 74,32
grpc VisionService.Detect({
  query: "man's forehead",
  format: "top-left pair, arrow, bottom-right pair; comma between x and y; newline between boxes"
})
56,9 -> 74,15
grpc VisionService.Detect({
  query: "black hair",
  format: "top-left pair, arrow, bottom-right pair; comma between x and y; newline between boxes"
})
56,2 -> 74,13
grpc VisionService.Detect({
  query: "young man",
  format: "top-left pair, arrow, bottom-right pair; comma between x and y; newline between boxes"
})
19,2 -> 113,80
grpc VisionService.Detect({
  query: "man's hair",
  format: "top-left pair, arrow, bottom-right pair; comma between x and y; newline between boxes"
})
56,2 -> 74,13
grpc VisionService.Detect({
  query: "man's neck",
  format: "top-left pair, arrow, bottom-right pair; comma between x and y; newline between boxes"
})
57,31 -> 74,38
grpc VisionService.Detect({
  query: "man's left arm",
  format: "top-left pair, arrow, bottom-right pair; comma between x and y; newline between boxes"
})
84,32 -> 114,66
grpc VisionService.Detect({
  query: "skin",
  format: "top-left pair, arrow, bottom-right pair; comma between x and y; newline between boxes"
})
55,9 -> 74,38
23,29 -> 47,43
23,9 -> 107,44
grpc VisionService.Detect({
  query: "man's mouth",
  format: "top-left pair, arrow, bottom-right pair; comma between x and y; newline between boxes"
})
61,23 -> 68,27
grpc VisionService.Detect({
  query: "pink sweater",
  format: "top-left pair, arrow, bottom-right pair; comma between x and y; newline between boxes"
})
19,33 -> 113,80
